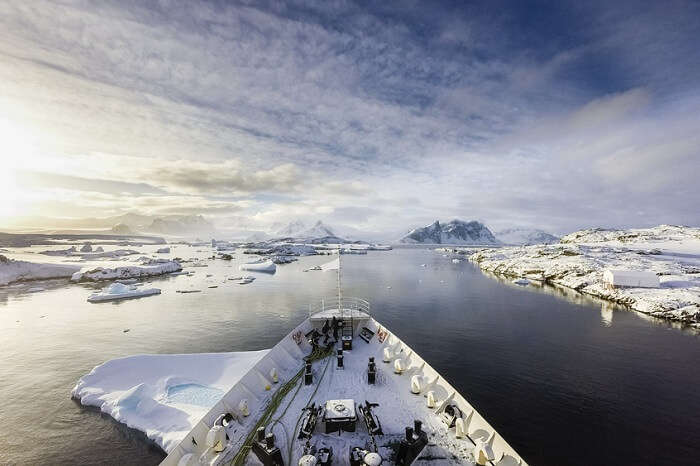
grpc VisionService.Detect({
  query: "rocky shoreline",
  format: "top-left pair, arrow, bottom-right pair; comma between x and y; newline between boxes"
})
466,226 -> 700,326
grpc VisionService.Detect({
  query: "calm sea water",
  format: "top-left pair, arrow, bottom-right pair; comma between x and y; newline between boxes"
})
1,247 -> 699,465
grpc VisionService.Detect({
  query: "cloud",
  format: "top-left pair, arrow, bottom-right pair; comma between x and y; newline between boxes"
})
1,1 -> 699,233
140,160 -> 302,195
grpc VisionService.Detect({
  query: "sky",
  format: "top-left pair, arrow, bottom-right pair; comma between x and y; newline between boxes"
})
1,0 -> 699,236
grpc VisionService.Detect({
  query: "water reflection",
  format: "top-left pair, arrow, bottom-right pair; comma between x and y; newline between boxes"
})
601,301 -> 614,327
477,269 -> 700,335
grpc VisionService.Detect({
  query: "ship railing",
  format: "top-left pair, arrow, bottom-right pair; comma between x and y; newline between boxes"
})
308,296 -> 371,318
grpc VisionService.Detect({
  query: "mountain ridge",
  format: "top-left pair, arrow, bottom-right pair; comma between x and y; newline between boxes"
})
400,219 -> 499,245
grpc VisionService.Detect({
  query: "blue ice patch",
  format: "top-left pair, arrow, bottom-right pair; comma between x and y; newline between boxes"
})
165,383 -> 223,408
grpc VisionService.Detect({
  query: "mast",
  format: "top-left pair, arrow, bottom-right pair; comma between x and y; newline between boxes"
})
337,248 -> 342,317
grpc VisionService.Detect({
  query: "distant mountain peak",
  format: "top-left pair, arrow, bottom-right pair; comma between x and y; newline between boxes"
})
299,220 -> 335,238
495,228 -> 559,245
400,219 -> 499,245
274,220 -> 307,237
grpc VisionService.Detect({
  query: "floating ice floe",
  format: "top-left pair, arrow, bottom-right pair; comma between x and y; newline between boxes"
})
39,246 -> 77,256
452,258 -> 462,263
0,254 -> 81,286
512,278 -> 530,286
87,282 -> 161,303
71,260 -> 182,282
303,265 -> 322,272
71,350 -> 269,452
239,259 -> 276,273
79,249 -> 141,260
238,276 -> 255,284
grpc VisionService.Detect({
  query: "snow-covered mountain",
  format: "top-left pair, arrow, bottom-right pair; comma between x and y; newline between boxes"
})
266,220 -> 347,243
4,213 -> 215,238
496,228 -> 559,245
146,215 -> 214,237
273,220 -> 308,237
400,220 -> 499,245
110,223 -> 135,235
298,221 -> 336,239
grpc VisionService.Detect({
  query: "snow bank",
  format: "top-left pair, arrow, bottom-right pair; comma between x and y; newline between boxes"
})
470,226 -> 700,324
239,259 -> 276,273
71,260 -> 182,282
0,254 -> 81,286
88,282 -> 161,303
71,350 -> 268,452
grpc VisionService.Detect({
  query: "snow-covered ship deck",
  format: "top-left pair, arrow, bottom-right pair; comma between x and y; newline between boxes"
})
162,299 -> 527,466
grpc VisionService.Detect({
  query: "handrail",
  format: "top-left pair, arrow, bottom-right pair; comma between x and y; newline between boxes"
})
308,296 -> 371,317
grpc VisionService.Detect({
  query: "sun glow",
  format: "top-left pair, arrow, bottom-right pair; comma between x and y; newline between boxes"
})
0,118 -> 36,219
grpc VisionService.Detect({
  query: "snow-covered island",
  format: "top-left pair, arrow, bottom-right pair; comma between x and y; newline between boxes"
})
71,350 -> 268,452
469,225 -> 700,324
0,254 -> 81,286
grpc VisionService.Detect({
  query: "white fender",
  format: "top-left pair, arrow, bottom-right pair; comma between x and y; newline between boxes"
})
206,424 -> 227,452
394,358 -> 404,374
269,367 -> 279,383
383,347 -> 393,362
410,375 -> 422,394
455,417 -> 466,438
238,399 -> 250,417
426,390 -> 437,408
177,453 -> 197,466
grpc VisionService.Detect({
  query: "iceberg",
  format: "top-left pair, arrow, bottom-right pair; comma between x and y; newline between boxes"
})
0,254 -> 81,286
71,350 -> 269,452
71,260 -> 182,282
239,259 -> 276,273
87,282 -> 161,302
